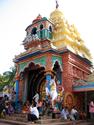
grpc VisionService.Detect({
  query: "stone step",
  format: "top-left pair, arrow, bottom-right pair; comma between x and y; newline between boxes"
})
13,113 -> 27,118
5,115 -> 28,122
4,113 -> 87,125
5,114 -> 62,123
37,118 -> 61,124
1,116 -> 87,125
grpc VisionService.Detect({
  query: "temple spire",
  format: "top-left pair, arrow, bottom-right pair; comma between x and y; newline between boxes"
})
56,0 -> 59,9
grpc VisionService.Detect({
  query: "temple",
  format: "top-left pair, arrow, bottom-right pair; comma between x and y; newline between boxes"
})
14,1 -> 94,114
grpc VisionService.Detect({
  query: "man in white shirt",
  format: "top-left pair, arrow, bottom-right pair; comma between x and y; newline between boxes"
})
61,107 -> 69,120
70,106 -> 79,120
28,102 -> 39,123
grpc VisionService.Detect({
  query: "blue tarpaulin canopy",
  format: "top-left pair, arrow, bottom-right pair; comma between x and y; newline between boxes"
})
72,81 -> 94,92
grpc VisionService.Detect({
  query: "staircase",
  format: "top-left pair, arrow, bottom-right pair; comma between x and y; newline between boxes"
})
5,113 -> 28,122
1,113 -> 86,125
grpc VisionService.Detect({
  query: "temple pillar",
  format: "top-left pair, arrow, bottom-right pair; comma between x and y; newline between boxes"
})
45,71 -> 51,99
45,53 -> 52,95
22,73 -> 28,104
15,80 -> 19,102
15,75 -> 20,102
19,79 -> 24,101
46,53 -> 52,71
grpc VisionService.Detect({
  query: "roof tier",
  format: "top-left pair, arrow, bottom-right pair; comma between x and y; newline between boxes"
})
49,8 -> 92,60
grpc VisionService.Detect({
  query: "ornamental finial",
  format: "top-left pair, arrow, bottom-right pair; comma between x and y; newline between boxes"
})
56,0 -> 59,9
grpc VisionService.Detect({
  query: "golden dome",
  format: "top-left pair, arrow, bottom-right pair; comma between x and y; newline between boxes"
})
50,8 -> 64,22
49,7 -> 92,61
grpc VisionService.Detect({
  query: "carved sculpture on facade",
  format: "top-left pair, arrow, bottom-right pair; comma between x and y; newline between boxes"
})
49,6 -> 92,60
23,32 -> 40,45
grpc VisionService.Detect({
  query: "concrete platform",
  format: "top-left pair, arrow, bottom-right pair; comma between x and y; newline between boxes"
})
0,118 -> 87,125
0,113 -> 91,125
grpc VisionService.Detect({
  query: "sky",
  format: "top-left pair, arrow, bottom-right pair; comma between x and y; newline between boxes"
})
0,0 -> 94,74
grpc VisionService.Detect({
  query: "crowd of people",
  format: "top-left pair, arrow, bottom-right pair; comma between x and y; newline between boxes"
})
0,93 -> 16,117
0,76 -> 94,123
0,91 -> 92,123
22,93 -> 80,123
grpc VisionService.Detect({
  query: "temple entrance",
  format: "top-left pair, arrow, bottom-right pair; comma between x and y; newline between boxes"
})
26,63 -> 46,103
21,62 -> 47,103
22,61 -> 62,103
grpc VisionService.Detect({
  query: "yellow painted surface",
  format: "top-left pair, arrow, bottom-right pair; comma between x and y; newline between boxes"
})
49,8 -> 92,60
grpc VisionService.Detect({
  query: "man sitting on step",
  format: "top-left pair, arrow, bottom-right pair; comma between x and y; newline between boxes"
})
28,101 -> 39,123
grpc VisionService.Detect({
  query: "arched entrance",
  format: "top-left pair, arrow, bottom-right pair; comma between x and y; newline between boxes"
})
21,61 -> 62,103
53,61 -> 62,85
22,62 -> 46,103
27,66 -> 46,102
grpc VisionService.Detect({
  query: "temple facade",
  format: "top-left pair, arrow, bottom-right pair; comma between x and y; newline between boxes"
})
14,2 -> 93,112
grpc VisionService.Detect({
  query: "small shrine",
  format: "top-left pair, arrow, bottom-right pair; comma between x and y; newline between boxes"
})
14,1 -> 93,111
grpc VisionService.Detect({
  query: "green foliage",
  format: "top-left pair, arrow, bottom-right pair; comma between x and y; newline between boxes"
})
0,67 -> 16,91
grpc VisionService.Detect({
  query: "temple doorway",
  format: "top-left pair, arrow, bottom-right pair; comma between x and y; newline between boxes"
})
27,66 -> 46,103
22,61 -> 62,103
21,62 -> 47,103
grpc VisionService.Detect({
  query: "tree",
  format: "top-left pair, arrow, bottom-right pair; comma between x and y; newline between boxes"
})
0,67 -> 16,91
3,67 -> 16,86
